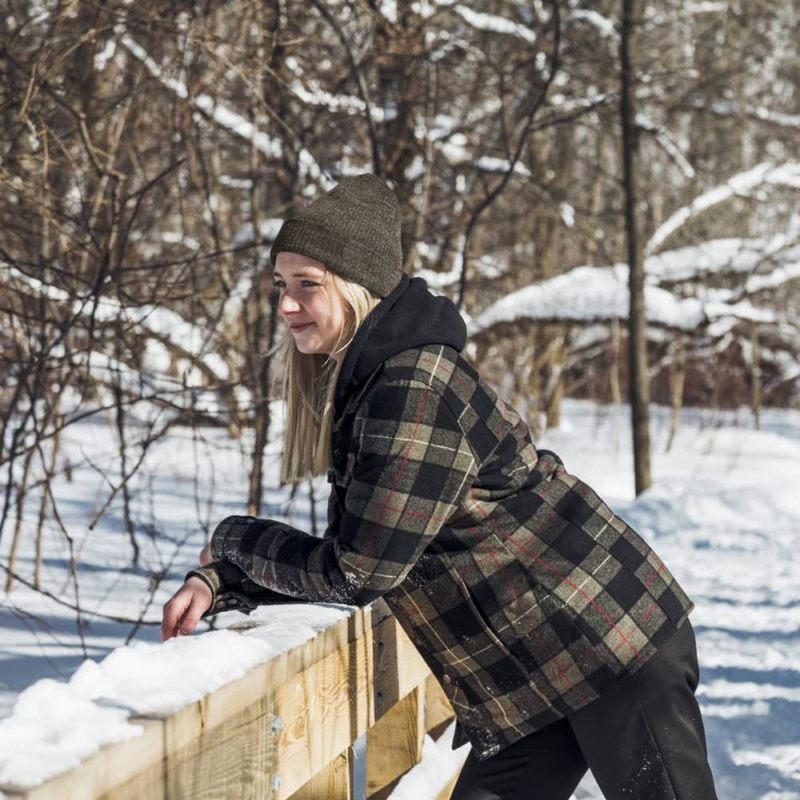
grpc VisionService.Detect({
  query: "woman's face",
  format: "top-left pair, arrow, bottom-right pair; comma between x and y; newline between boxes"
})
273,253 -> 348,359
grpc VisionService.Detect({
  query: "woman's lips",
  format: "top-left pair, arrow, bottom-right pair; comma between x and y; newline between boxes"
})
289,322 -> 313,332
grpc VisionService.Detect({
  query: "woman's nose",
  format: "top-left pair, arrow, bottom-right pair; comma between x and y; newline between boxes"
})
278,292 -> 300,315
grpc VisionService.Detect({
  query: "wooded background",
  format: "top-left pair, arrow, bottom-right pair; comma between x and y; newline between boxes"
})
2,1 -> 799,584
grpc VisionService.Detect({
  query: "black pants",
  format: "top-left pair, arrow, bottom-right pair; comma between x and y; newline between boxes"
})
451,621 -> 717,800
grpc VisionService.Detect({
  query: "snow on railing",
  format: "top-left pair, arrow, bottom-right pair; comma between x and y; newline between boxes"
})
0,602 -> 460,800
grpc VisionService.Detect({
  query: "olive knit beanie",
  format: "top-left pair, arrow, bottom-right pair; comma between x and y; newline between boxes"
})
270,174 -> 403,297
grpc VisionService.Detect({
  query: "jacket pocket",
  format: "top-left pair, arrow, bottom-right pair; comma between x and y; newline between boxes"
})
455,574 -> 520,662
436,569 -> 532,693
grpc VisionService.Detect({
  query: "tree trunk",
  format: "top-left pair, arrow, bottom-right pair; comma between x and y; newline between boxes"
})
4,446 -> 35,593
545,352 -> 564,429
247,320 -> 277,518
114,373 -> 139,567
665,337 -> 686,453
750,323 -> 761,431
247,1 -> 293,516
621,0 -> 651,495
530,129 -> 572,431
610,317 -> 623,456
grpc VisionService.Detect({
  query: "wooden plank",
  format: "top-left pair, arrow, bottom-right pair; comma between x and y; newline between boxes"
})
15,719 -> 166,800
270,613 -> 429,799
288,750 -> 352,800
371,611 -> 429,718
273,623 -> 374,798
99,692 -> 279,800
424,673 -> 454,738
365,686 -> 424,798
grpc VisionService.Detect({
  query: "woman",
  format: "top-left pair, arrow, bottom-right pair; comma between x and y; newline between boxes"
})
162,174 -> 718,800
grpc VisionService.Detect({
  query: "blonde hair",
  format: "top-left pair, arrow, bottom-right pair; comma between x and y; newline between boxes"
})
281,271 -> 381,482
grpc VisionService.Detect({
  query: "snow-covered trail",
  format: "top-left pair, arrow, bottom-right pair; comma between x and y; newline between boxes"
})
541,404 -> 800,800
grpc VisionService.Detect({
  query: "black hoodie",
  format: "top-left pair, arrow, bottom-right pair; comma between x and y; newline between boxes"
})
334,275 -> 467,416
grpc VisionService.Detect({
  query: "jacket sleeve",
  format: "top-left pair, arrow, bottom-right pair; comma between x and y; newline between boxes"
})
187,560 -> 301,617
209,380 -> 479,605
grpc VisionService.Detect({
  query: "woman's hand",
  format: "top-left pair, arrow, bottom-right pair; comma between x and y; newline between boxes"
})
161,577 -> 213,641
199,544 -> 213,566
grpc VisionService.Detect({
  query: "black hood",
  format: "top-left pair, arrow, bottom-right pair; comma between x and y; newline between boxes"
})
334,275 -> 467,414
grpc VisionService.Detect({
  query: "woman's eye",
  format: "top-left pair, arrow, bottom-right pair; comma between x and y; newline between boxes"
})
301,280 -> 320,288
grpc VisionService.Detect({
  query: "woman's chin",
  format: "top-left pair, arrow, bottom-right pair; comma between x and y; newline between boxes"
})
293,338 -> 325,356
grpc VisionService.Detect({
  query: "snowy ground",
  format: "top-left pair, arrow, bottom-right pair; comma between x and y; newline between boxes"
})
1,400 -> 799,798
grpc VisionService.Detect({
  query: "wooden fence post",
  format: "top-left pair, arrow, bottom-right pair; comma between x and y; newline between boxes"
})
289,750 -> 352,800
424,673 -> 453,738
366,685 -> 425,799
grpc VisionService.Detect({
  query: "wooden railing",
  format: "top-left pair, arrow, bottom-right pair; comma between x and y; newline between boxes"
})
1,600 -> 459,800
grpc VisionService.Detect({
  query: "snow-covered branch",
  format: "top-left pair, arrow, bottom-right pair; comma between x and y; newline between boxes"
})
636,114 -> 695,180
450,5 -> 537,44
565,9 -> 618,41
119,36 -> 330,188
645,162 -> 800,257
646,235 -> 800,284
4,256 -> 230,388
685,97 -> 800,131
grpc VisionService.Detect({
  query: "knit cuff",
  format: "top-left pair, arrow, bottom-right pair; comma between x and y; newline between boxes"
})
186,561 -> 259,617
186,566 -> 219,599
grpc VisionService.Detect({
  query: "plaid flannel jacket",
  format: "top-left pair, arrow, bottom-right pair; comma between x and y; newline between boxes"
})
208,344 -> 693,761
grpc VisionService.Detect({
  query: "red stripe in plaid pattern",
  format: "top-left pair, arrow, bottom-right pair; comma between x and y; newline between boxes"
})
488,552 -> 520,601
405,585 -> 561,715
351,385 -> 431,575
639,600 -> 660,625
417,353 -> 474,395
644,561 -> 666,588
417,353 -> 512,440
381,506 -> 451,523
376,384 -> 429,523
471,539 -> 584,697
547,648 -> 593,696
469,488 -> 647,665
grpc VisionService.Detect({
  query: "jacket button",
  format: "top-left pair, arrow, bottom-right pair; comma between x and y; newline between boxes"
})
443,674 -> 452,684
